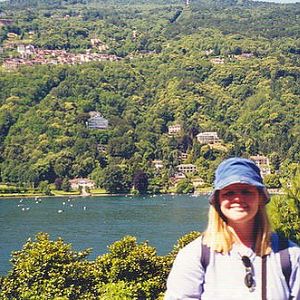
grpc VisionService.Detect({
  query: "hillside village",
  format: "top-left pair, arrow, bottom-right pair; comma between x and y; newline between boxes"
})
0,17 -> 256,70
1,42 -> 121,69
73,114 -> 272,194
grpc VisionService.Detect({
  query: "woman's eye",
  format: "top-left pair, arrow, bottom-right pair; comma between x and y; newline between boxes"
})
224,191 -> 235,196
241,189 -> 252,195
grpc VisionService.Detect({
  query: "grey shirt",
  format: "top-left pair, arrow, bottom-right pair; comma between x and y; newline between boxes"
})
165,235 -> 300,300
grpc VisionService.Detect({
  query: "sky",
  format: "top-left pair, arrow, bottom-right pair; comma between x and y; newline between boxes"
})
0,0 -> 298,3
253,0 -> 299,2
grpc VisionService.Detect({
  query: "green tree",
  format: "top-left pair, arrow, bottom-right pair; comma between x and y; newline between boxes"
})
264,174 -> 282,189
61,178 -> 71,192
101,165 -> 130,193
133,170 -> 148,194
38,180 -> 52,195
268,171 -> 300,243
175,178 -> 194,194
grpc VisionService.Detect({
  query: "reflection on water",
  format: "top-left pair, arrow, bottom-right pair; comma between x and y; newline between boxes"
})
0,194 -> 209,275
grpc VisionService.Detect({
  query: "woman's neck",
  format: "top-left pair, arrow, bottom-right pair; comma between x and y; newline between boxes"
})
228,221 -> 256,248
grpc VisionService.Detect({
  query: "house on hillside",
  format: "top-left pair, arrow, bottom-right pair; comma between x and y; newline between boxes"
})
234,52 -> 254,60
210,58 -> 225,64
196,132 -> 220,144
152,159 -> 164,170
90,38 -> 109,51
179,152 -> 188,161
97,144 -> 107,153
170,172 -> 186,184
168,124 -> 182,135
86,112 -> 108,130
176,164 -> 197,174
250,155 -> 271,177
17,44 -> 35,58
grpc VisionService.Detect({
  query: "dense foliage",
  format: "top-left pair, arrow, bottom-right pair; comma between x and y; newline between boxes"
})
0,0 -> 299,192
0,232 -> 189,299
269,169 -> 300,243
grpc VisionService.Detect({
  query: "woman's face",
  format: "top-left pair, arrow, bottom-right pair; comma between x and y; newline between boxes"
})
219,183 -> 260,226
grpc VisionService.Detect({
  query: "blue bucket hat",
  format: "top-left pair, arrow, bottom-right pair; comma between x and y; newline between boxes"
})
209,157 -> 270,205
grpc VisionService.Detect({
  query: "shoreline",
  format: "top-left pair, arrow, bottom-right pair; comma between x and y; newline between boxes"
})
0,191 -> 209,199
0,188 -> 284,200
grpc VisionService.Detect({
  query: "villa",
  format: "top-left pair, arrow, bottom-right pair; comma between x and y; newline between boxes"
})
87,112 -> 109,130
196,132 -> 220,144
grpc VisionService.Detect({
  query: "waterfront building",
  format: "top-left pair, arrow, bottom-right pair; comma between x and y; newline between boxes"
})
69,178 -> 95,190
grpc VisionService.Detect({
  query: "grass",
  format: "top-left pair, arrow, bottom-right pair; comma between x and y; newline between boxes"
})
90,188 -> 107,194
51,190 -> 81,196
0,193 -> 44,197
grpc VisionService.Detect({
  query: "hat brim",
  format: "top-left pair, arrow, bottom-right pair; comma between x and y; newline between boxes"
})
209,180 -> 270,205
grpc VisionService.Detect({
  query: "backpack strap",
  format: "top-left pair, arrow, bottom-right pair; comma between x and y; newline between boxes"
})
278,236 -> 292,291
200,241 -> 210,272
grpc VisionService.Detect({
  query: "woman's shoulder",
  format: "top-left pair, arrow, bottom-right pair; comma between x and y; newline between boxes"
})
271,232 -> 300,258
176,236 -> 204,260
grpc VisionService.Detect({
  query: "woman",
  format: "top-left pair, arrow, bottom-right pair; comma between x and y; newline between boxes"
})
165,157 -> 300,300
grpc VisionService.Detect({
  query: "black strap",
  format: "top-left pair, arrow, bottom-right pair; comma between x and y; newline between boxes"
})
262,255 -> 267,300
278,236 -> 292,290
201,242 -> 210,272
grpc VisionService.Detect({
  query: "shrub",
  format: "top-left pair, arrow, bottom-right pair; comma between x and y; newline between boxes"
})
94,235 -> 169,299
268,172 -> 300,244
0,233 -> 96,300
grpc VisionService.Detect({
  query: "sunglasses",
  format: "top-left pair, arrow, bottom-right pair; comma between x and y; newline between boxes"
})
241,256 -> 255,292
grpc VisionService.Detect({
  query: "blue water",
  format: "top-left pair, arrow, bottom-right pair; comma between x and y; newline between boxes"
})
0,194 -> 209,275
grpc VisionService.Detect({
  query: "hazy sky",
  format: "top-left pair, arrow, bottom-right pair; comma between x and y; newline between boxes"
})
254,0 -> 299,2
0,0 -> 298,3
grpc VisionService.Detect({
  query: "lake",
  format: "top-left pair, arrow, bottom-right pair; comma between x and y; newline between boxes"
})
0,194 -> 209,275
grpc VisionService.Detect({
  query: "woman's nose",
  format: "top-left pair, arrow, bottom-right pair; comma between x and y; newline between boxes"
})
232,193 -> 243,201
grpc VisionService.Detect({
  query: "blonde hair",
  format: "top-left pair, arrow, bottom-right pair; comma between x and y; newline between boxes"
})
202,191 -> 272,256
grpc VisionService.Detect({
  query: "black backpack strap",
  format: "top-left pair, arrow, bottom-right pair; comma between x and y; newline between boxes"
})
201,241 -> 210,272
278,236 -> 292,291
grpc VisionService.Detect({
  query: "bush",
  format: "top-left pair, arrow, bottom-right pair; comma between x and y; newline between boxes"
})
94,236 -> 169,299
0,233 -> 96,300
169,231 -> 202,259
268,172 -> 300,244
0,234 -> 172,300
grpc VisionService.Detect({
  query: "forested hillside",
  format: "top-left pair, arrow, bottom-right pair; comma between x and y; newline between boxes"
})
0,0 -> 299,192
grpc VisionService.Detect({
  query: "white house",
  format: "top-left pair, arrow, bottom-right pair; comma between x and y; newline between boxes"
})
250,155 -> 271,177
168,124 -> 182,135
69,178 -> 95,190
176,164 -> 197,174
250,155 -> 270,166
196,132 -> 220,144
87,112 -> 108,129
